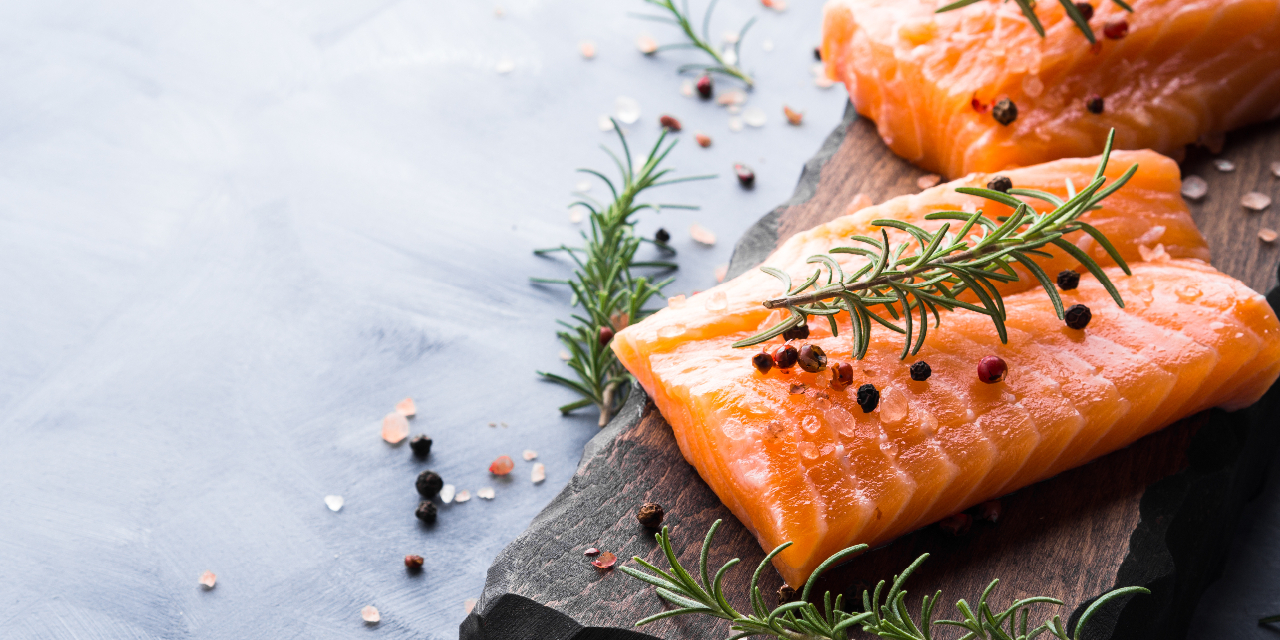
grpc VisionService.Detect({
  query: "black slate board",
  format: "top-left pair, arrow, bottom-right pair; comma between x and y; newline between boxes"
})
461,103 -> 1280,640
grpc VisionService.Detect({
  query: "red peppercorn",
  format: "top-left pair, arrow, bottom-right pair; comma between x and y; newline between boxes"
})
598,325 -> 614,346
734,163 -> 756,188
782,323 -> 810,341
1085,94 -> 1104,114
659,114 -> 682,132
696,75 -> 713,100
404,554 -> 425,570
977,356 -> 1007,384
1074,2 -> 1094,21
938,512 -> 972,536
830,361 -> 854,390
752,351 -> 774,374
772,344 -> 799,370
1103,19 -> 1128,39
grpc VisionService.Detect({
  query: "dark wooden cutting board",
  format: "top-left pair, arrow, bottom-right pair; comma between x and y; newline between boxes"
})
461,104 -> 1280,640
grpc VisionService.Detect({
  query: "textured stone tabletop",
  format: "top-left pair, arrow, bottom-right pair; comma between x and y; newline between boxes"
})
0,1 -> 1275,638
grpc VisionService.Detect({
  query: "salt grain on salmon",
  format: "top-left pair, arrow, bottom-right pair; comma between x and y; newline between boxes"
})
199,571 -> 217,589
917,174 -> 942,189
396,398 -> 416,417
382,412 -> 410,444
1242,192 -> 1272,211
690,224 -> 717,246
361,606 -> 381,624
705,290 -> 729,313
532,463 -> 546,484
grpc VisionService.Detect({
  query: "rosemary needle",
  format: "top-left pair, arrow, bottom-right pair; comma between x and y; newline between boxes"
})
621,519 -> 1150,640
631,0 -> 756,87
533,120 -> 714,426
735,129 -> 1134,361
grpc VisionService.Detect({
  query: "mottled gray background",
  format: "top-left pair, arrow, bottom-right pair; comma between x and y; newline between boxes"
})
0,1 -> 1274,638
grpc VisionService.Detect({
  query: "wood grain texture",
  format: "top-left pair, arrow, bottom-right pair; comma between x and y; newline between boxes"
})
463,103 -> 1280,640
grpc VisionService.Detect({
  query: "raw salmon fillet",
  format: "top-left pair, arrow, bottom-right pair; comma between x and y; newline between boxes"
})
612,154 -> 1280,587
821,0 -> 1280,178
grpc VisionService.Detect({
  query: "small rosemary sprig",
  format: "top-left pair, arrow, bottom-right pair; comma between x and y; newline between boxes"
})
632,0 -> 756,87
936,0 -> 1134,44
533,121 -> 713,426
733,130 -> 1134,360
622,519 -> 1150,640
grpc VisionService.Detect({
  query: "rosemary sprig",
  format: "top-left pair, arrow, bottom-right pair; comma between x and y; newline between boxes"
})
533,121 -> 713,426
622,519 -> 1150,640
733,130 -> 1134,360
936,0 -> 1134,44
632,0 -> 756,87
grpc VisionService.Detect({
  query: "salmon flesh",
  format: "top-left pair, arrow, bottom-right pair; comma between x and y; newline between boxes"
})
820,0 -> 1280,178
611,151 -> 1280,587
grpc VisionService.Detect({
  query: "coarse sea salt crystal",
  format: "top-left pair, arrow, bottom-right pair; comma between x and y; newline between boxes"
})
879,387 -> 909,425
199,571 -> 217,588
559,349 -> 571,361
763,39 -> 774,51
532,463 -> 546,484
668,294 -> 687,309
636,35 -> 657,54
324,495 -> 344,512
917,174 -> 941,190
615,96 -> 641,124
1242,192 -> 1272,211
704,290 -> 728,313
721,47 -> 738,66
714,264 -> 728,283
743,107 -> 767,127
802,415 -> 821,434
690,223 -> 717,245
382,412 -> 410,443
1137,225 -> 1165,245
680,79 -> 695,98
362,606 -> 381,623
1214,158 -> 1235,172
439,484 -> 456,504
1271,161 -> 1280,178
455,490 -> 472,503
597,115 -> 615,132
1138,243 -> 1170,262
728,116 -> 744,132
1021,75 -> 1043,97
797,441 -> 819,460
1260,228 -> 1278,243
1209,321 -> 1225,330
658,324 -> 686,338
396,398 -> 416,417
522,450 -> 538,461
579,41 -> 596,59
1181,175 -> 1207,200
495,58 -> 515,74
477,487 -> 495,500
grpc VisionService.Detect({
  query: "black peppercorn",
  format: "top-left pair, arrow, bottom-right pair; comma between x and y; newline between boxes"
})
415,501 -> 438,525
598,325 -> 614,346
1056,269 -> 1081,290
655,228 -> 671,244
734,163 -> 756,188
986,175 -> 1013,193
637,502 -> 665,528
1074,1 -> 1094,21
1065,303 -> 1092,330
991,98 -> 1018,126
416,470 -> 444,499
752,351 -> 774,374
772,344 -> 799,370
909,361 -> 932,381
856,383 -> 879,413
696,74 -> 713,100
797,344 -> 828,373
778,585 -> 798,605
404,554 -> 425,570
409,434 -> 433,458
782,323 -> 810,341
1085,94 -> 1104,114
